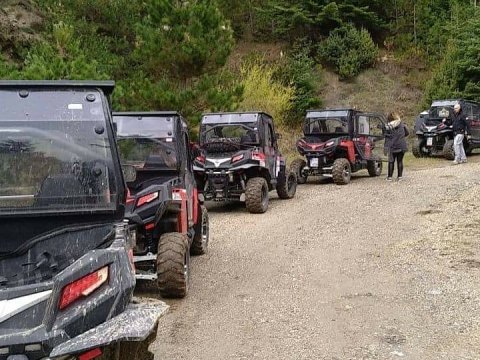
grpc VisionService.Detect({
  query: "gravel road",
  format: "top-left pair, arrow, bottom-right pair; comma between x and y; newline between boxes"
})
147,158 -> 480,360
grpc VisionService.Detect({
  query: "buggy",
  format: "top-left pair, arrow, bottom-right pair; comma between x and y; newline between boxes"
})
0,81 -> 167,360
193,112 -> 297,214
291,109 -> 385,185
413,99 -> 480,159
113,112 -> 208,298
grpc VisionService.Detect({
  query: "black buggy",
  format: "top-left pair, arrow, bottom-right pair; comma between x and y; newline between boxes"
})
0,81 -> 166,360
113,112 -> 208,298
290,109 -> 385,185
193,112 -> 297,214
413,99 -> 480,159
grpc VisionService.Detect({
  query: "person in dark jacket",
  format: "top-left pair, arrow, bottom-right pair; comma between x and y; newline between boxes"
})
443,102 -> 469,164
384,112 -> 409,181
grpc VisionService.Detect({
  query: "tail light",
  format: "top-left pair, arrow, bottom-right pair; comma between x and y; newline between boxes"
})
136,192 -> 159,207
195,155 -> 206,164
252,151 -> 266,167
251,151 -> 266,161
79,348 -> 102,360
231,153 -> 244,163
59,266 -> 109,310
145,222 -> 155,231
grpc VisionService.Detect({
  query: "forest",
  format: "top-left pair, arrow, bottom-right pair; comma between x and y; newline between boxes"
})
0,0 -> 479,132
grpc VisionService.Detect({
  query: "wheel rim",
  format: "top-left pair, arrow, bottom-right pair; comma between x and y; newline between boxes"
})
184,251 -> 190,285
343,164 -> 350,180
261,183 -> 268,208
201,212 -> 209,248
287,173 -> 296,194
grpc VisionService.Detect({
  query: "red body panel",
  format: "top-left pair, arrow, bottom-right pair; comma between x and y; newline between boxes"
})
340,140 -> 356,163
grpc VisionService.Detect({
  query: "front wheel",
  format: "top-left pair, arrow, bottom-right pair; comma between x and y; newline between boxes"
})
245,177 -> 269,213
290,158 -> 308,184
412,138 -> 426,158
367,159 -> 382,177
332,158 -> 351,185
443,139 -> 455,160
276,169 -> 297,199
156,233 -> 190,298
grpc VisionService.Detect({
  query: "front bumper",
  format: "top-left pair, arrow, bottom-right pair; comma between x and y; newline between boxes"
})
202,170 -> 244,201
302,155 -> 331,176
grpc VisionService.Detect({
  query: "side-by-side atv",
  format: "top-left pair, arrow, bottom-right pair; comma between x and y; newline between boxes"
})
413,99 -> 480,159
291,109 -> 385,185
113,112 -> 208,298
193,112 -> 297,214
0,81 -> 167,360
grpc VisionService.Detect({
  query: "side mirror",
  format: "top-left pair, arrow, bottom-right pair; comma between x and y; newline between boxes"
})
122,164 -> 137,182
275,133 -> 282,140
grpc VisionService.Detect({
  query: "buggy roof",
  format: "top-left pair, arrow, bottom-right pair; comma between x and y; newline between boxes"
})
113,111 -> 182,117
306,109 -> 359,118
202,111 -> 272,117
431,99 -> 462,107
0,80 -> 115,95
201,112 -> 272,125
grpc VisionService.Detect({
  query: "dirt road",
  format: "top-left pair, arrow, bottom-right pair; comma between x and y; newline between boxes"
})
149,159 -> 480,359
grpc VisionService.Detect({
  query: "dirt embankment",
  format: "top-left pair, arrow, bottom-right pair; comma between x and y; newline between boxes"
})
149,157 -> 480,360
0,0 -> 43,59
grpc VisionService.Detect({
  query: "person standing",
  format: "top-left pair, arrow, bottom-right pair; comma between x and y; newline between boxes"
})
444,102 -> 469,164
384,112 -> 409,181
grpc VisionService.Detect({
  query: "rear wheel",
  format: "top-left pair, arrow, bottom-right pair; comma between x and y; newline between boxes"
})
290,158 -> 307,184
367,159 -> 382,177
156,233 -> 190,298
332,158 -> 351,185
276,169 -> 297,199
99,327 -> 157,360
412,138 -> 426,158
465,142 -> 473,156
443,139 -> 455,160
245,177 -> 269,213
191,204 -> 209,255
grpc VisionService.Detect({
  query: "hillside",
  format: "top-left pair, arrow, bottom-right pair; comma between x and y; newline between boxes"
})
320,55 -> 427,126
0,0 -> 476,133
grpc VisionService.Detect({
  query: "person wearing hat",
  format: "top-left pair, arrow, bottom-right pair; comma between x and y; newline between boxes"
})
443,102 -> 469,164
384,112 -> 409,181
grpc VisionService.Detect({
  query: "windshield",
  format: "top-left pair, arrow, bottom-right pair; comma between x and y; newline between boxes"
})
200,123 -> 259,145
304,118 -> 348,135
429,106 -> 455,121
114,115 -> 178,170
114,115 -> 175,138
117,138 -> 177,169
0,89 -> 117,214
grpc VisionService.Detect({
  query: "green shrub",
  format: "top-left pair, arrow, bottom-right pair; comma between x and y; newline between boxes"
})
319,24 -> 378,79
239,62 -> 294,125
275,41 -> 322,124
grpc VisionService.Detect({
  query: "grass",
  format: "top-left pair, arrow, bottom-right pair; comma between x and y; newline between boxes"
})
403,152 -> 447,170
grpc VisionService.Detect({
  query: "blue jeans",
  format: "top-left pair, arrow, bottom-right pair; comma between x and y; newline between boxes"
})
454,134 -> 466,162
